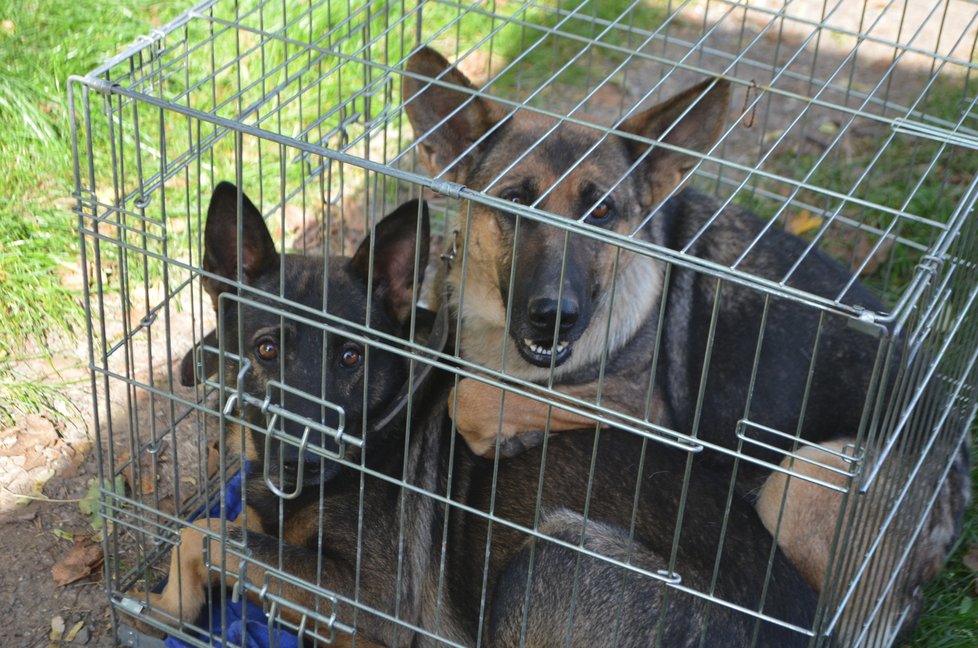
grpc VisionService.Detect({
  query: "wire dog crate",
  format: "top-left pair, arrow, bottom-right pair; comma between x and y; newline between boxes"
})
70,1 -> 977,646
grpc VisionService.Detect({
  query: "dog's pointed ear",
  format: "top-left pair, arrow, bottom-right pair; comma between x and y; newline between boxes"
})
620,78 -> 731,208
202,181 -> 278,301
402,47 -> 503,180
179,329 -> 220,386
351,199 -> 430,325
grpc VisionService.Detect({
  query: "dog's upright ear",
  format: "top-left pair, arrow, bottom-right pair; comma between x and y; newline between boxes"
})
402,46 -> 503,181
619,77 -> 731,209
179,329 -> 220,387
202,181 -> 279,304
351,199 -> 431,325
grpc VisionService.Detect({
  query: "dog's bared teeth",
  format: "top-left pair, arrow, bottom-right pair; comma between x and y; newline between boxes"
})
523,339 -> 571,357
523,338 -> 551,356
524,339 -> 552,357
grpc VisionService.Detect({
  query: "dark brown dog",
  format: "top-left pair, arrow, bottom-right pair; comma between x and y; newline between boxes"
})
402,45 -> 971,645
133,182 -> 817,647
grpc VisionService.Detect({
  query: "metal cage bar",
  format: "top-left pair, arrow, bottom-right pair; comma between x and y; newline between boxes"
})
71,1 -> 977,646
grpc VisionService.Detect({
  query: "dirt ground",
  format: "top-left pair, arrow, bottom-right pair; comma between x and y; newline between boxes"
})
0,454 -> 115,647
2,1 -> 976,646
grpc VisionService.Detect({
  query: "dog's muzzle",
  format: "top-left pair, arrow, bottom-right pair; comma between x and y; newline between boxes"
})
513,295 -> 582,367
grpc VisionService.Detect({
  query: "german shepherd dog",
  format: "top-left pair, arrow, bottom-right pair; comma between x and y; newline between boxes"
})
402,46 -> 971,643
136,182 -> 818,646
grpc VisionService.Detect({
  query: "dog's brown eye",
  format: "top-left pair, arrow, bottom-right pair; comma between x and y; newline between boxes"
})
256,337 -> 278,362
340,344 -> 362,369
590,202 -> 611,221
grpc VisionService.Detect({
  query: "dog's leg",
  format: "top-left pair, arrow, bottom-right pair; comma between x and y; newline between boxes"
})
127,513 -> 262,626
449,379 -> 599,457
756,437 -> 970,646
450,376 -> 665,457
131,508 -> 264,617
755,440 -> 852,592
131,513 -> 387,647
130,517 -> 239,624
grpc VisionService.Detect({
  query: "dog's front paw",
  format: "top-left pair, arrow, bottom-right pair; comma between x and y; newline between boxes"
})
449,378 -> 598,457
449,379 -> 518,456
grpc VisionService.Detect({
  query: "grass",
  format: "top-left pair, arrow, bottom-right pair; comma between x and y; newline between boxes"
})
0,0 -> 187,422
731,80 -> 978,307
0,0 -> 975,644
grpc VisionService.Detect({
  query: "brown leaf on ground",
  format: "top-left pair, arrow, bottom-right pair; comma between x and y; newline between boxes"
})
157,495 -> 177,516
0,415 -> 59,461
51,538 -> 104,586
820,221 -> 897,278
581,82 -> 626,124
785,209 -> 823,236
0,415 -> 76,503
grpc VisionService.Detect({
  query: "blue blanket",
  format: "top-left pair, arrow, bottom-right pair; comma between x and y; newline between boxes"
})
162,467 -> 299,648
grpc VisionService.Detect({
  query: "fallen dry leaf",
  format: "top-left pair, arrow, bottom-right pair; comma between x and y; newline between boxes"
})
49,615 -> 65,641
158,495 -> 177,516
0,511 -> 36,525
51,538 -> 104,586
64,620 -> 85,642
785,210 -> 824,237
819,221 -> 898,279
0,416 -> 59,462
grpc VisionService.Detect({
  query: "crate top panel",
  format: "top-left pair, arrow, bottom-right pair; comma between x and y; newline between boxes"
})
76,0 -> 978,320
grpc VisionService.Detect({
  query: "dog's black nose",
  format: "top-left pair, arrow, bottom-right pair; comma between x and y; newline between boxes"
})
528,296 -> 579,333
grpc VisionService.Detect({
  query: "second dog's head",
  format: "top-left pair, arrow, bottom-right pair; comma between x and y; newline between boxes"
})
200,181 -> 429,486
403,46 -> 729,381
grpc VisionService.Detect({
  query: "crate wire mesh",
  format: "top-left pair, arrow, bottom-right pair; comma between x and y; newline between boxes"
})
69,0 -> 978,646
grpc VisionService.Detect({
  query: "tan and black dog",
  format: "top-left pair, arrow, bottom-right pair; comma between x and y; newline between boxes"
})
402,46 -> 971,644
136,182 -> 818,647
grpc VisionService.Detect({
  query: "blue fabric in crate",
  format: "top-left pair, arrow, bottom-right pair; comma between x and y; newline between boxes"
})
162,466 -> 299,648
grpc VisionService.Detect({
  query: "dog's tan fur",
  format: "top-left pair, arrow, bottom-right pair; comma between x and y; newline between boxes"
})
445,159 -> 667,385
758,436 -> 971,646
404,47 -> 727,449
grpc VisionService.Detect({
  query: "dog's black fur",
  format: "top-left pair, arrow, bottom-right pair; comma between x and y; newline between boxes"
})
145,182 -> 817,647
403,46 -> 972,644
